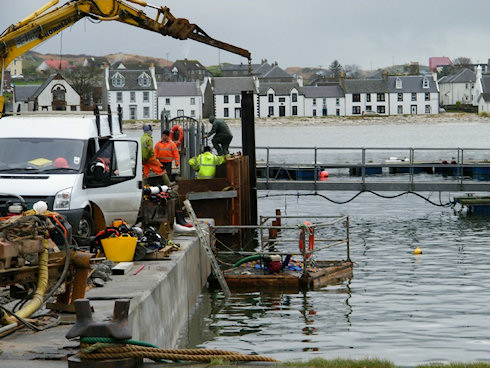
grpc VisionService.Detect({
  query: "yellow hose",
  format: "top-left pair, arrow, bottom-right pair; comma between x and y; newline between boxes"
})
2,239 -> 49,325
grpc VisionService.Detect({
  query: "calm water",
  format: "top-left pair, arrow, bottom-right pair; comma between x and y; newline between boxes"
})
173,121 -> 490,366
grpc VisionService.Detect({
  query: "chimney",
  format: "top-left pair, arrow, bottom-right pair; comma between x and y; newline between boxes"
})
296,75 -> 303,87
149,63 -> 156,88
382,70 -> 388,81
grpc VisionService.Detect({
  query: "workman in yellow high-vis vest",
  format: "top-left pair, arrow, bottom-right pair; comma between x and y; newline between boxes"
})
188,146 -> 226,179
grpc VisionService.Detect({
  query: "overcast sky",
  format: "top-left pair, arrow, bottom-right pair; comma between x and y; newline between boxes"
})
1,0 -> 489,70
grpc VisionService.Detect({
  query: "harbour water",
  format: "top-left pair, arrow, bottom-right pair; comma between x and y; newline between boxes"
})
175,121 -> 490,366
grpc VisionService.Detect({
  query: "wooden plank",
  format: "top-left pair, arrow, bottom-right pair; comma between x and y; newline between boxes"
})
112,262 -> 134,275
144,245 -> 173,260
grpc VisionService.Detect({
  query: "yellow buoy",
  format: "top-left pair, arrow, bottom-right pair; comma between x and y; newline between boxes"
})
414,246 -> 423,255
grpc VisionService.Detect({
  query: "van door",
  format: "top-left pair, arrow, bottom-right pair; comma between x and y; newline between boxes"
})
84,139 -> 141,228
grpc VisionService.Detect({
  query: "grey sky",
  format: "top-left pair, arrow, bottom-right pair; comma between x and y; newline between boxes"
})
1,0 -> 489,70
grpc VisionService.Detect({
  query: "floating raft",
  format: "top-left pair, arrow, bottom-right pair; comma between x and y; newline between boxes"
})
223,260 -> 353,292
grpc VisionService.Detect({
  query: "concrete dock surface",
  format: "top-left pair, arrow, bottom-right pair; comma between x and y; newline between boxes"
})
0,233 -> 211,365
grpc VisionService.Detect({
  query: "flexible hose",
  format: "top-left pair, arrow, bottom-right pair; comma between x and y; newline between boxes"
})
2,239 -> 49,325
232,254 -> 263,268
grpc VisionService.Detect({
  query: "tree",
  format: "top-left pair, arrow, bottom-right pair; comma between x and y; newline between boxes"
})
344,64 -> 361,78
452,57 -> 472,72
67,65 -> 102,109
329,60 -> 343,78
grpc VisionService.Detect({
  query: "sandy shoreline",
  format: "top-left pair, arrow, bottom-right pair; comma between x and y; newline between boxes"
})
123,112 -> 490,129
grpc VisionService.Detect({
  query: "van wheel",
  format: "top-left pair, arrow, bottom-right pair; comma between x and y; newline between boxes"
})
76,210 -> 94,246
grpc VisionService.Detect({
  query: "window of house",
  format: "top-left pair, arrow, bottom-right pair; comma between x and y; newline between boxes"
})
366,93 -> 371,102
322,98 -> 326,105
423,77 -> 429,88
395,77 -> 402,89
235,94 -> 240,103
165,98 -> 170,105
116,92 -> 123,103
268,93 -> 274,102
313,109 -> 317,116
313,98 -> 317,105
352,106 -> 361,114
397,105 -> 403,114
224,95 -> 229,104
143,92 -> 149,102
292,106 -> 298,115
191,110 -> 195,117
352,94 -> 360,102
292,93 -> 298,102
268,106 -> 274,116
143,106 -> 150,118
52,85 -> 66,102
425,92 -> 430,101
366,105 -> 372,111
336,98 -> 340,106
411,93 -> 417,101
279,97 -> 286,103
130,91 -> 135,102
377,93 -> 385,102
398,93 -> 403,101
190,97 -> 195,105
224,108 -> 229,117
111,72 -> 125,88
377,106 -> 386,114
71,105 -> 77,111
137,72 -> 151,88
177,110 -> 184,116
425,105 -> 431,113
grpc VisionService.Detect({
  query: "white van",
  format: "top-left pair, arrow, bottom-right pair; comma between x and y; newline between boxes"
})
0,112 -> 142,243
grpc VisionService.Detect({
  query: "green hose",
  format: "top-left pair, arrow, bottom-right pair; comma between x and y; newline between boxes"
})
232,254 -> 263,268
81,337 -> 159,348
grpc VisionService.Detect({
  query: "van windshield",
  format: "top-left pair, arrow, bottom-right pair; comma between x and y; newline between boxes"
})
0,138 -> 85,173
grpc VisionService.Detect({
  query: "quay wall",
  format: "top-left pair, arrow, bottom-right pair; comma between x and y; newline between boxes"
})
0,234 -> 211,361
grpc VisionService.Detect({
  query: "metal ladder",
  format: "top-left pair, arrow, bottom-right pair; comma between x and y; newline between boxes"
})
183,200 -> 231,297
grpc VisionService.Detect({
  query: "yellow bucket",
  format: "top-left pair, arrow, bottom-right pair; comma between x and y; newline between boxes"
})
101,234 -> 137,262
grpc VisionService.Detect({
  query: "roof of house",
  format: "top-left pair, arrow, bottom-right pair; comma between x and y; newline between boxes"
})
479,93 -> 490,102
481,75 -> 490,93
258,82 -> 302,95
303,85 -> 344,98
387,75 -> 438,93
32,73 -> 59,98
343,79 -> 389,93
429,56 -> 452,70
213,77 -> 256,94
253,63 -> 273,76
438,68 -> 476,84
260,65 -> 293,80
107,69 -> 156,91
41,59 -> 70,70
174,59 -> 207,71
13,84 -> 41,102
157,82 -> 200,97
221,63 -> 260,72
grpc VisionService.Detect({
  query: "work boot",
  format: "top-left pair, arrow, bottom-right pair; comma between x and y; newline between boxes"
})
175,210 -> 193,227
161,173 -> 176,186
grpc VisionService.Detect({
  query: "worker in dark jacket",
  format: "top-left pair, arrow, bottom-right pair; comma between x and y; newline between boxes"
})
203,116 -> 233,155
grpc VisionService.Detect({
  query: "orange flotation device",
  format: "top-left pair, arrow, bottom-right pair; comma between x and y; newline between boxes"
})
299,221 -> 315,259
169,124 -> 184,147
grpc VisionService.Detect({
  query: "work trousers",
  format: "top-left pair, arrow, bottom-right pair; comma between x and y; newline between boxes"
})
212,135 -> 232,155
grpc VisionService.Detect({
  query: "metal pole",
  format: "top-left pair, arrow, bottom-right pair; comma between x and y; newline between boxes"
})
266,147 -> 270,187
346,217 -> 351,262
241,90 -> 257,225
361,148 -> 366,188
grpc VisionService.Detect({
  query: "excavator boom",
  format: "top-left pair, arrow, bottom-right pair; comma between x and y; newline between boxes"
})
0,0 -> 251,116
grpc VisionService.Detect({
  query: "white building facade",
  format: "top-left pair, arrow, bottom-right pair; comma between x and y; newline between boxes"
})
387,75 -> 439,115
213,77 -> 258,119
257,82 -> 304,118
104,65 -> 158,120
438,69 -> 475,106
303,85 -> 345,117
157,82 -> 202,120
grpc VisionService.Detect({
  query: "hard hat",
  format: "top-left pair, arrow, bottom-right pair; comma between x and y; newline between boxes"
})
53,157 -> 69,168
143,124 -> 152,132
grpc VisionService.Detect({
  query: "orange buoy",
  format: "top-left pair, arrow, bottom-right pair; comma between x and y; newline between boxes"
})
319,170 -> 329,181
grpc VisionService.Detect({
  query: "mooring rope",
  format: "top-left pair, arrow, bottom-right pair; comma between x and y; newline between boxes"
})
78,339 -> 278,362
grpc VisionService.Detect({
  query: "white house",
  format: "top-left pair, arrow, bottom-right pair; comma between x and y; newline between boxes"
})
157,81 -> 202,120
387,75 -> 439,115
302,84 -> 345,117
6,57 -> 22,78
438,69 -> 475,106
213,77 -> 258,119
103,64 -> 157,120
473,66 -> 490,113
343,78 -> 389,116
13,73 -> 80,112
257,82 -> 304,118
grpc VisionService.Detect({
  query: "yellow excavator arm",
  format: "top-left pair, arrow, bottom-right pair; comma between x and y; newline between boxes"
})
0,0 -> 251,115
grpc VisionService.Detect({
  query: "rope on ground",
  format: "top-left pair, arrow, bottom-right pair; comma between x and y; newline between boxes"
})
78,342 -> 278,362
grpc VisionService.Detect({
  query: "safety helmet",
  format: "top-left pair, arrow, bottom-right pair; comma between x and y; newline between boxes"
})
143,124 -> 152,132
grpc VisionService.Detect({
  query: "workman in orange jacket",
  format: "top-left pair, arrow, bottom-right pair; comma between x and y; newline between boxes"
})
154,130 -> 180,181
